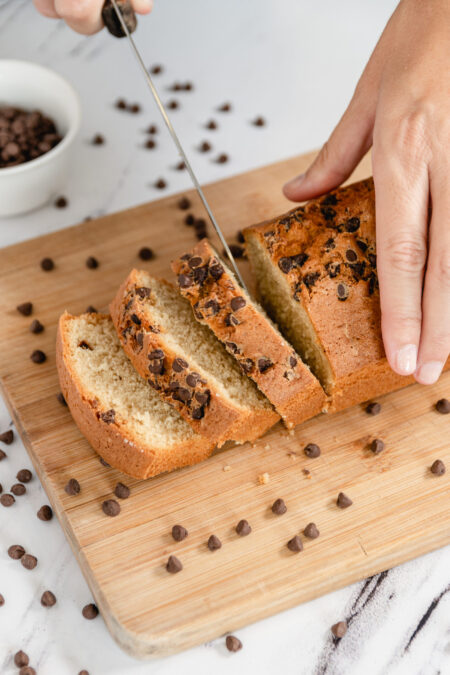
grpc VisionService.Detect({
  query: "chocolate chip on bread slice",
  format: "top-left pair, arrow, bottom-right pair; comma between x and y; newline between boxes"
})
56,312 -> 215,479
172,240 -> 326,428
110,271 -> 279,446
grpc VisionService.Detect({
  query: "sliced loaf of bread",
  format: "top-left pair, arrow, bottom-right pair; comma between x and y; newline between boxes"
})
57,312 -> 215,479
171,240 -> 326,428
110,270 -> 279,445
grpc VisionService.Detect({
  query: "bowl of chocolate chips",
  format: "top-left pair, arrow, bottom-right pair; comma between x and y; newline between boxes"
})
0,60 -> 81,216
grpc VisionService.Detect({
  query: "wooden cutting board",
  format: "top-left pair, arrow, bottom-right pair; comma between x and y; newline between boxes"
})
0,151 -> 449,659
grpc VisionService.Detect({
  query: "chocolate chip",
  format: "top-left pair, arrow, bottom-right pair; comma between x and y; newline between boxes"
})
100,409 -> 115,424
166,555 -> 183,573
240,358 -> 254,373
186,373 -> 200,388
17,302 -> 33,316
207,534 -> 222,551
226,635 -> 242,652
85,305 -> 97,313
287,535 -> 303,552
370,438 -> 385,454
184,213 -> 195,226
345,249 -> 357,262
195,390 -> 210,406
37,504 -> 53,521
91,133 -> 104,145
150,64 -> 163,75
86,256 -> 99,269
129,103 -> 141,113
189,256 -> 203,268
345,217 -> 360,233
172,524 -> 188,542
331,621 -> 347,638
304,443 -> 320,458
226,342 -> 240,354
65,479 -> 80,496
99,457 -> 110,468
206,119 -> 217,130
14,651 -> 29,667
218,102 -> 232,112
356,239 -> 368,252
130,313 -> 141,326
8,544 -> 25,559
173,387 -> 191,403
29,319 -> 43,334
0,493 -> 14,507
31,349 -> 46,364
303,272 -> 320,289
175,161 -> 185,171
436,398 -> 450,414
230,297 -> 245,313
368,253 -> 377,268
289,355 -> 297,368
145,138 -> 156,149
252,116 -> 266,126
167,100 -> 179,110
236,519 -> 251,536
193,267 -> 208,284
209,262 -> 224,280
55,196 -> 67,208
16,469 -> 31,483
321,206 -> 336,221
191,406 -> 204,419
326,262 -> 341,279
40,257 -> 54,271
41,590 -> 56,607
102,499 -> 120,517
178,196 -> 191,210
304,522 -> 320,539
173,357 -> 188,372
0,594 -> 4,606
178,274 -> 192,288
204,299 -> 220,315
114,482 -> 130,499
0,429 -> 14,444
0,450 -> 6,461
431,459 -> 446,476
154,178 -> 167,189
337,283 -> 349,301
116,98 -> 127,109
215,153 -> 229,164
271,498 -> 287,515
225,313 -> 239,326
228,243 -> 244,258
337,492 -> 352,508
82,603 -> 99,619
21,553 -> 37,570
138,246 -> 154,261
278,257 -> 293,273
368,273 -> 377,295
199,140 -> 211,152
11,483 -> 26,496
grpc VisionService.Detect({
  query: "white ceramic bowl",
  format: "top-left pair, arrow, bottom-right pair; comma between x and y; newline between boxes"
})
0,60 -> 81,217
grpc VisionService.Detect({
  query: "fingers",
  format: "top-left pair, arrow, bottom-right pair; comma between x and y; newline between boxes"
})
415,169 -> 450,383
373,120 -> 430,377
33,0 -> 58,18
132,0 -> 153,13
54,0 -> 105,34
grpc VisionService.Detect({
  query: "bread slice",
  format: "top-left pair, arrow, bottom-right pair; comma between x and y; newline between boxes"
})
244,177 -> 422,411
110,270 -> 279,445
171,240 -> 327,428
56,312 -> 215,479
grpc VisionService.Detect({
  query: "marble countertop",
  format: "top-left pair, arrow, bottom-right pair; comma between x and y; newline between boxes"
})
0,1 -> 449,673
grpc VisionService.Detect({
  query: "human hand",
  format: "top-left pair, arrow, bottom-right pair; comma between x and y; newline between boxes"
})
283,0 -> 450,385
33,0 -> 153,35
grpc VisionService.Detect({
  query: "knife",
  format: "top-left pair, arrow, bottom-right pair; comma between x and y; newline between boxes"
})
102,0 -> 249,293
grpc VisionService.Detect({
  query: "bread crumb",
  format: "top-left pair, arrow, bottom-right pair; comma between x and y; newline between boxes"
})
257,472 -> 270,485
288,429 -> 295,436
264,444 -> 271,450
287,452 -> 298,460
223,465 -> 232,472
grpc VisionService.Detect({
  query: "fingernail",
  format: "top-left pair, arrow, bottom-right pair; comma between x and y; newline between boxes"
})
415,361 -> 444,385
394,344 -> 417,375
283,173 -> 305,193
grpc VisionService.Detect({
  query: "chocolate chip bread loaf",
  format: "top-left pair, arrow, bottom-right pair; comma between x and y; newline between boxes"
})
57,312 -> 215,479
110,270 -> 279,445
171,240 -> 326,427
244,177 -> 421,411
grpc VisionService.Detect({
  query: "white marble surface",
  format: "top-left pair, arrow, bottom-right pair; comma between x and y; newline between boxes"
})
0,1 -> 449,673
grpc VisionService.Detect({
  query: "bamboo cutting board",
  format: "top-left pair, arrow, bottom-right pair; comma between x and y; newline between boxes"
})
0,152 -> 449,659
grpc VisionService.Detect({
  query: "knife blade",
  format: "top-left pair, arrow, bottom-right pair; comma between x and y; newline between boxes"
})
105,0 -> 249,293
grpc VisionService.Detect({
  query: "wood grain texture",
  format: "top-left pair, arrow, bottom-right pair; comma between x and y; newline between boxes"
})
0,151 -> 449,659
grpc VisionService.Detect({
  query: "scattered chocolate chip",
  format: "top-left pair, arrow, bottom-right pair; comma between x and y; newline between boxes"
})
337,492 -> 353,508
86,256 -> 99,269
55,196 -> 67,208
178,274 -> 192,288
226,635 -> 242,652
116,98 -> 126,109
278,257 -> 293,273
368,253 -> 377,268
136,286 -> 151,299
436,398 -> 450,414
356,239 -> 368,252
236,519 -> 251,536
184,213 -> 195,226
21,553 -> 37,570
345,217 -> 360,233
147,124 -> 158,134
287,535 -> 303,552
85,305 -> 97,314
304,522 -> 320,539
206,119 -> 217,130
8,544 -> 25,559
304,443 -> 320,458
129,103 -> 141,114
172,524 -> 188,542
29,319 -> 44,334
252,116 -> 265,126
186,373 -> 200,387
195,390 -> 210,406
177,196 -> 191,210
14,651 -> 29,667
431,459 -> 446,476
331,621 -> 347,638
0,493 -> 14,507
56,392 -> 67,407
191,407 -> 204,419
130,313 -> 141,326
114,482 -> 130,499
16,469 -> 31,483
11,483 -> 26,496
82,603 -> 99,619
209,262 -> 224,280
366,402 -> 381,415
173,358 -> 188,372
150,64 -> 163,75
218,102 -> 232,112
31,349 -> 46,364
166,555 -> 183,573
145,138 -> 156,149
345,249 -> 357,262
175,161 -> 186,171
207,534 -> 222,551
0,450 -> 5,461
198,140 -> 211,152
321,206 -> 336,221
102,499 -> 120,517
0,430 -> 14,444
64,478 -> 80,496
99,457 -> 110,468
225,313 -> 239,327
271,498 -> 287,515
40,257 -> 54,271
0,594 -> 4,606
337,283 -> 349,301
41,590 -> 57,607
188,256 -> 203,269
37,505 -> 53,521
230,296 -> 246,312
215,153 -> 229,164
167,100 -> 179,110
154,178 -> 167,189
100,410 -> 117,426
257,357 -> 272,373
17,302 -> 33,316
91,134 -> 104,145
303,272 -> 320,289
370,438 -> 385,455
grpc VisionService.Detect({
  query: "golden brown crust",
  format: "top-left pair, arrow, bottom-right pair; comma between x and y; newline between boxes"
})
110,271 -> 278,445
171,240 -> 326,428
56,312 -> 215,480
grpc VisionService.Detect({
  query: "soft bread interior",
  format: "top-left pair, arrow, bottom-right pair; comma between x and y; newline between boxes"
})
135,271 -> 271,411
245,233 -> 334,394
63,313 -> 201,448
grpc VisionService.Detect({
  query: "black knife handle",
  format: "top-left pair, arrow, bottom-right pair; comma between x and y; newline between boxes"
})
102,0 -> 137,38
